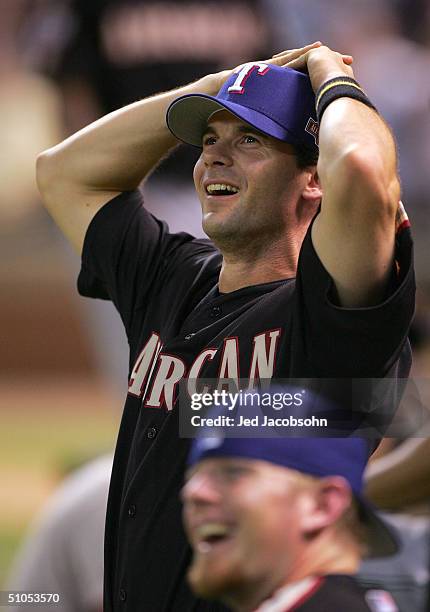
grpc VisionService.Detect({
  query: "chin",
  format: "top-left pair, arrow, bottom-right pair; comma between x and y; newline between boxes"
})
202,211 -> 229,232
202,215 -> 245,247
187,557 -> 240,602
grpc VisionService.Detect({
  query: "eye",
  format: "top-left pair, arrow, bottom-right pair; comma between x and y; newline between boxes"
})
220,464 -> 251,481
242,134 -> 259,144
203,134 -> 217,146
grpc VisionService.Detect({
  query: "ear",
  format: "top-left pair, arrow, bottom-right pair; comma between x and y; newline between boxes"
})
301,169 -> 322,205
300,477 -> 352,536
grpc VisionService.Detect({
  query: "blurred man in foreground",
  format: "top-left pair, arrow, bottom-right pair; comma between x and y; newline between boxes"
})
183,437 -> 399,612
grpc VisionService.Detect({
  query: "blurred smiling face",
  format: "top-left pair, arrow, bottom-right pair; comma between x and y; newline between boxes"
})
181,457 -> 310,604
193,111 -> 304,250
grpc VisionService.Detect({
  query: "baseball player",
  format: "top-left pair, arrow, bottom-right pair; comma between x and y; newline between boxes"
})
183,436 -> 400,612
36,42 -> 414,611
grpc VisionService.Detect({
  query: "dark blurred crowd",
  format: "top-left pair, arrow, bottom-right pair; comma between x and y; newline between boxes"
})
4,0 -> 430,205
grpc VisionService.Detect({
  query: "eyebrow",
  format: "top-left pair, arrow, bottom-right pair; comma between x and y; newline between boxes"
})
202,124 -> 267,140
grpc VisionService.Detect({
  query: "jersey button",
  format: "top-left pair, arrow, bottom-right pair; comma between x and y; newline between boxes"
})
147,426 -> 157,439
119,588 -> 127,602
128,504 -> 137,517
211,305 -> 222,317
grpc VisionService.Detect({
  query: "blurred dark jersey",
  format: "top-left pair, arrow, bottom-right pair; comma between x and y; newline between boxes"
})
58,0 -> 274,180
78,191 -> 414,611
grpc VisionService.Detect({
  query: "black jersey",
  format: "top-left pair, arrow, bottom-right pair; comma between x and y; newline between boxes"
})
253,575 -> 398,611
78,190 -> 414,611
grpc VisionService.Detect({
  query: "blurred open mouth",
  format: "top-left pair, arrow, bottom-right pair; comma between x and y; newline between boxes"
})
194,522 -> 236,554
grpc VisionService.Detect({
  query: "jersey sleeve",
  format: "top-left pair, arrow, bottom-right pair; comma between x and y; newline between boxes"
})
77,190 -> 216,335
294,215 -> 415,377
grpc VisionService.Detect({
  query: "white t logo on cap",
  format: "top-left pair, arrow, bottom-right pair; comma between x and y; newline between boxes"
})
228,62 -> 270,94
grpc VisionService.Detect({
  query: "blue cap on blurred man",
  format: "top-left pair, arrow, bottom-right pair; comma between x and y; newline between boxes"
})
188,434 -> 398,559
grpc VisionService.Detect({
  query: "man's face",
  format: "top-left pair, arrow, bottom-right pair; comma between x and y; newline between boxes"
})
193,111 -> 305,250
182,457 -> 311,603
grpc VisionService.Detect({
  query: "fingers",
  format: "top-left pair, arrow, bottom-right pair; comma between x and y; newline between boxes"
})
271,41 -> 322,58
274,43 -> 354,71
281,56 -> 307,71
268,42 -> 323,67
284,51 -> 354,72
269,42 -> 322,66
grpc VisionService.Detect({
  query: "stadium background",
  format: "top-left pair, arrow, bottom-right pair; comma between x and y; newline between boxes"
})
1,0 -> 429,596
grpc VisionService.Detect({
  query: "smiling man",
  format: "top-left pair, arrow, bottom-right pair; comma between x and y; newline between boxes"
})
36,43 -> 414,611
191,112 -> 313,284
183,436 -> 400,612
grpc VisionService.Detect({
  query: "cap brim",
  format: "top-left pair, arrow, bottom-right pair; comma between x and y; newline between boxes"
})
166,93 -> 299,148
358,498 -> 399,558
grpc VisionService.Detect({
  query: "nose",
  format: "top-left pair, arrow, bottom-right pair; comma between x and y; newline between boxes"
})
202,141 -> 233,168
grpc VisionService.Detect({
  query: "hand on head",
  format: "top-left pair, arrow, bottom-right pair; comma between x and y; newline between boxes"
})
212,42 -> 354,93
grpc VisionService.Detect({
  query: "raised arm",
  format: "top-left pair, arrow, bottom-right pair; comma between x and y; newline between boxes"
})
36,43 -> 323,255
36,74 -> 227,254
287,46 -> 400,307
365,437 -> 430,509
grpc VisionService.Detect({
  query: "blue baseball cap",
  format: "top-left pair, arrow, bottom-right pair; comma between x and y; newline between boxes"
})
167,63 -> 319,153
188,435 -> 398,558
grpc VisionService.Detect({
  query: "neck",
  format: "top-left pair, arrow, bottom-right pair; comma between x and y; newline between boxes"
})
286,538 -> 361,584
227,538 -> 361,612
217,231 -> 305,293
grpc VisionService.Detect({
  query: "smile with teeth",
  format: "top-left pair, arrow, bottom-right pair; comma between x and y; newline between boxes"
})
195,523 -> 233,551
206,183 -> 239,196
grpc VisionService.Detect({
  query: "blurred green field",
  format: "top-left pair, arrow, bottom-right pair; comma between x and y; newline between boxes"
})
0,380 -> 121,586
